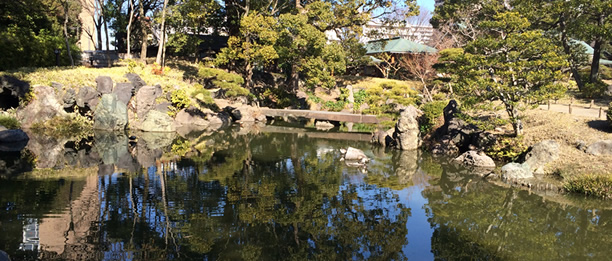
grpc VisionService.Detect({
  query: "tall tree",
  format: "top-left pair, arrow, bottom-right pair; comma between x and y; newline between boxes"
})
440,12 -> 568,136
139,0 -> 148,62
127,0 -> 135,57
215,12 -> 279,88
155,0 -> 169,65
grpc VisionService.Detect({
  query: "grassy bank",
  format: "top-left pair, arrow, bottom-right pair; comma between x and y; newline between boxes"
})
564,174 -> 612,199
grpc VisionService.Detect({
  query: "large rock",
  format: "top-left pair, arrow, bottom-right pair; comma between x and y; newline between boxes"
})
372,128 -> 395,147
62,88 -> 76,109
0,129 -> 29,151
76,86 -> 100,110
394,106 -> 422,150
16,86 -> 66,128
586,140 -> 612,155
501,162 -> 533,180
524,140 -> 559,174
174,106 -> 210,129
208,112 -> 232,129
113,82 -> 134,106
135,86 -> 163,118
125,73 -> 146,91
93,94 -> 128,130
341,147 -> 369,163
453,150 -> 496,168
431,100 -> 490,155
139,110 -> 175,132
95,76 -> 113,94
315,121 -> 334,130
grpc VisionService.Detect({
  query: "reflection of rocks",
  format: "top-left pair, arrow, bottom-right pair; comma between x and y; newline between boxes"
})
315,121 -> 334,131
395,151 -> 419,184
134,131 -> 176,168
24,130 -> 68,169
94,131 -> 129,165
0,151 -> 34,177
452,151 -> 495,177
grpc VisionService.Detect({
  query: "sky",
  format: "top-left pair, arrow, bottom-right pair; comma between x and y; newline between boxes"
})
417,0 -> 436,12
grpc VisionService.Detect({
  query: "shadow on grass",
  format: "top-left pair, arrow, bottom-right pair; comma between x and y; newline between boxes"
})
166,60 -> 200,83
587,120 -> 611,133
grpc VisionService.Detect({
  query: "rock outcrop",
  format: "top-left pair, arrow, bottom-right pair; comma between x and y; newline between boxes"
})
139,110 -> 175,132
93,94 -> 128,130
95,76 -> 113,94
394,106 -> 422,150
76,86 -> 101,111
113,82 -> 134,106
17,86 -> 66,128
501,162 -> 533,180
453,150 -> 496,168
524,140 -> 559,174
586,140 -> 612,155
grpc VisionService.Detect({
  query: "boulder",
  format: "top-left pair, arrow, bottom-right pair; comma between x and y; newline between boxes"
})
139,110 -> 175,132
96,76 -> 113,94
586,140 -> 612,156
51,81 -> 63,92
501,162 -> 533,180
315,121 -> 334,130
431,100 -> 487,155
113,82 -> 134,105
342,147 -> 369,163
16,86 -> 66,128
93,94 -> 128,130
524,140 -> 559,174
0,125 -> 6,131
394,106 -> 422,150
0,129 -> 29,151
174,106 -> 210,129
62,88 -> 76,109
125,73 -> 146,91
76,86 -> 100,110
155,102 -> 172,113
208,112 -> 232,129
135,86 -> 163,118
453,150 -> 496,168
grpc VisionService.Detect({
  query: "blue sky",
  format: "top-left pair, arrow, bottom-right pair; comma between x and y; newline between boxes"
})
417,0 -> 435,12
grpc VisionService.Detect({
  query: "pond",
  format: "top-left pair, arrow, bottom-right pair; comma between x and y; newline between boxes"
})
0,126 -> 611,260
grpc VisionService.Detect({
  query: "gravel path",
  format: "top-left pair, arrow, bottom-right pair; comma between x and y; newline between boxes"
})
538,103 -> 608,119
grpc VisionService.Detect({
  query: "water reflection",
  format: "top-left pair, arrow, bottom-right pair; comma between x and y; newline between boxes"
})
0,127 -> 611,260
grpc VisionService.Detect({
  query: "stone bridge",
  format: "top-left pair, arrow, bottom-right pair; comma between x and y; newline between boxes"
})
260,108 -> 389,124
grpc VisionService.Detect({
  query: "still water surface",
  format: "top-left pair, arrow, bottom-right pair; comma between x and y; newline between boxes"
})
0,127 -> 610,260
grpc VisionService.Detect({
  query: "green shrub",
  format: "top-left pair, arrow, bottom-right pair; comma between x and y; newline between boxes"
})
582,80 -> 607,98
168,89 -> 192,117
599,65 -> 612,80
0,115 -> 20,129
31,114 -> 92,139
192,87 -> 215,105
363,81 -> 420,115
485,136 -> 528,162
322,100 -> 346,112
564,174 -> 612,199
197,67 -> 251,99
419,100 -> 447,134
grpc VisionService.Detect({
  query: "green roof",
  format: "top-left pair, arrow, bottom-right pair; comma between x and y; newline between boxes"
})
573,40 -> 612,65
365,37 -> 437,54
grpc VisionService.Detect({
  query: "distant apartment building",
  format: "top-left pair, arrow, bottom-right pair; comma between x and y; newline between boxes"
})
78,0 -> 97,51
434,0 -> 444,7
360,20 -> 434,44
326,20 -> 434,45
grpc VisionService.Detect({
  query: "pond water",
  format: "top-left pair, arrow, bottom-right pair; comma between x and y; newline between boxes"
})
0,126 -> 611,260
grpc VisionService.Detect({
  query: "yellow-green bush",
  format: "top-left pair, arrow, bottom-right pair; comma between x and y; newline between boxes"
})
0,115 -> 21,129
419,100 -> 448,134
363,81 -> 420,115
197,67 -> 252,99
485,136 -> 528,162
564,174 -> 612,199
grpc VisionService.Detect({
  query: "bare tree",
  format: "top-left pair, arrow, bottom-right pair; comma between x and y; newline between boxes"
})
155,0 -> 169,66
61,0 -> 79,66
139,0 -> 148,62
400,53 -> 438,101
127,0 -> 135,58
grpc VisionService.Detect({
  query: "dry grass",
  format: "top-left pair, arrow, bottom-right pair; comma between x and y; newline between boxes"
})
0,62 -> 195,93
338,76 -> 421,91
522,109 -> 612,177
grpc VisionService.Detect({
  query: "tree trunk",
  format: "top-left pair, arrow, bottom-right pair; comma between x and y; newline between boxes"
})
291,64 -> 299,92
139,0 -> 148,63
96,15 -> 103,50
245,61 -> 253,88
127,0 -> 134,58
156,0 -> 169,65
590,38 -> 602,83
560,18 -> 584,90
62,1 -> 74,66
